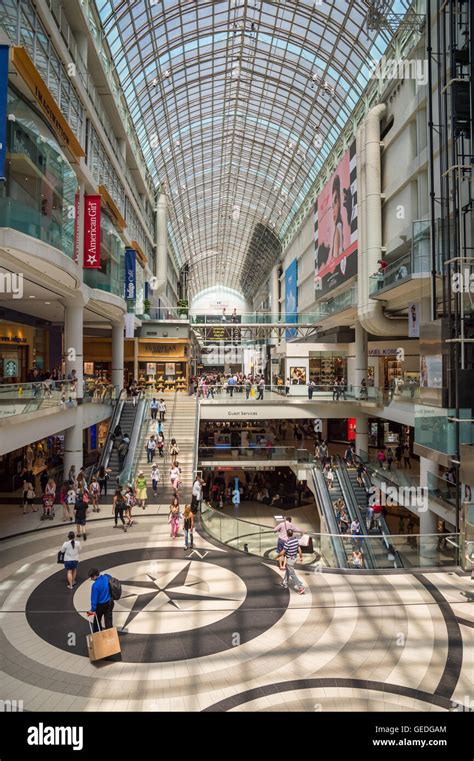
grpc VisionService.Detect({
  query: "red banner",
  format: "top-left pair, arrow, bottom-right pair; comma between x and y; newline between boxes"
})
83,194 -> 101,269
73,191 -> 79,264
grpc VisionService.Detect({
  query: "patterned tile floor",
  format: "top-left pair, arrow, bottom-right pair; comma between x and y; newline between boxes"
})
0,514 -> 472,712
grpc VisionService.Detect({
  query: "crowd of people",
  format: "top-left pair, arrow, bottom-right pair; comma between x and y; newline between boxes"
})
191,372 -> 268,399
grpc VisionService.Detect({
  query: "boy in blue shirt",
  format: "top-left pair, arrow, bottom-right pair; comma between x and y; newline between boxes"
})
87,569 -> 113,631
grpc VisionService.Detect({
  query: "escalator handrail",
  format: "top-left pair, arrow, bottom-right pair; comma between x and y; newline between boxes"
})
119,390 -> 148,487
360,467 -> 404,568
311,466 -> 348,568
85,388 -> 126,481
335,457 -> 378,569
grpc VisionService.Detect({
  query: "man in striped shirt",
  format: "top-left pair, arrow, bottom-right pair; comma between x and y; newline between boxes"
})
276,529 -> 305,594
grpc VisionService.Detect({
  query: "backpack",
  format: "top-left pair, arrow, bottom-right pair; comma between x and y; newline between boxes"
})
108,576 -> 122,600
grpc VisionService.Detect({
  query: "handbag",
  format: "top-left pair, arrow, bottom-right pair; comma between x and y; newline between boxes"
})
57,550 -> 65,564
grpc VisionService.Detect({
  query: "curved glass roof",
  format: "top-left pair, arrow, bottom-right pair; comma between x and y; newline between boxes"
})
95,0 -> 412,298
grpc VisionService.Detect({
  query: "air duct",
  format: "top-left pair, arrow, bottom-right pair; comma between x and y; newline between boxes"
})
357,104 -> 407,336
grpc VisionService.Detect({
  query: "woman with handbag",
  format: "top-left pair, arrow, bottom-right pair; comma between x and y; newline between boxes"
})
169,438 -> 180,466
168,498 -> 180,539
183,505 -> 194,550
59,531 -> 80,589
170,463 -> 181,497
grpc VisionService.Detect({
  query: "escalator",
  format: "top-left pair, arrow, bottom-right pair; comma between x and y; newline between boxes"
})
91,390 -> 144,486
310,466 -> 352,568
341,459 -> 404,568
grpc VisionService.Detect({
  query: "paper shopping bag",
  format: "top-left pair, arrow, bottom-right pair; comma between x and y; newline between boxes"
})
87,617 -> 121,661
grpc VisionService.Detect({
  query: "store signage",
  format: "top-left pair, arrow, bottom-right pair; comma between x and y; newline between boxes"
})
83,195 -> 101,269
0,335 -> 27,343
142,344 -> 181,354
124,248 -> 136,300
10,47 -> 84,159
369,348 -> 404,359
0,45 -> 9,181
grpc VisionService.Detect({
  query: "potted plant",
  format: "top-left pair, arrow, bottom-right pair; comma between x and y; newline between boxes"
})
143,299 -> 151,315
177,298 -> 188,319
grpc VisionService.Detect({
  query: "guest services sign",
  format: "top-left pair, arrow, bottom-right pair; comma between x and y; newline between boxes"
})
83,195 -> 101,269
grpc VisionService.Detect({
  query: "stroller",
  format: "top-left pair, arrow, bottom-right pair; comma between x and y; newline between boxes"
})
41,494 -> 55,520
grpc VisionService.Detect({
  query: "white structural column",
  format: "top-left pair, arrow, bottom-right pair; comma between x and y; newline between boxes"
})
271,264 -> 280,317
112,321 -> 124,394
419,456 -> 439,542
355,415 -> 369,459
63,300 -> 84,476
354,322 -> 367,391
133,338 -> 139,381
155,192 -> 168,290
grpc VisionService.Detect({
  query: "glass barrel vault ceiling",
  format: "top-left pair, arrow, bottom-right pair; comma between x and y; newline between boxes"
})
94,0 -> 412,299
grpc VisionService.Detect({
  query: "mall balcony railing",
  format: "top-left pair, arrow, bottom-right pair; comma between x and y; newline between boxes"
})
0,381 -> 116,419
369,219 -> 440,296
357,450 -> 420,490
199,445 -> 313,462
198,383 -> 405,405
147,306 -> 190,321
200,502 -> 460,569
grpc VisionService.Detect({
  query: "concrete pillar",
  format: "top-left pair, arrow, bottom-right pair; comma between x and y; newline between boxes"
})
112,321 -> 124,394
133,338 -> 139,381
117,138 -> 127,161
64,405 -> 84,477
355,415 -> 369,459
271,264 -> 280,317
155,192 -> 168,291
419,456 -> 439,536
76,33 -> 88,69
64,302 -> 84,399
354,322 -> 367,394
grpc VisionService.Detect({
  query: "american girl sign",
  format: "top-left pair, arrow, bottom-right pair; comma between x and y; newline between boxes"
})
83,195 -> 101,269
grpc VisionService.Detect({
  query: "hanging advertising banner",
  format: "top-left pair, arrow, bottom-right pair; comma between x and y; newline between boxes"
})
314,141 -> 357,297
73,191 -> 79,264
0,45 -> 9,181
124,248 -> 136,301
124,313 -> 135,339
285,258 -> 298,339
408,302 -> 420,338
83,195 -> 101,268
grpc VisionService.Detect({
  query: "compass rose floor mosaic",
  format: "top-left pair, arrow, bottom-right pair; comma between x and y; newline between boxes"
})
1,516 -> 472,712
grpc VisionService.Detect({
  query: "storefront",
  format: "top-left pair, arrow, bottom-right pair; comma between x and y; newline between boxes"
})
368,342 -> 420,391
327,417 -> 356,444
0,323 -> 48,382
368,418 -> 414,451
83,338 -> 112,382
126,338 -> 190,392
309,350 -> 348,389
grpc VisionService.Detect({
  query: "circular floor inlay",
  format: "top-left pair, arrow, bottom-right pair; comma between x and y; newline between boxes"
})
26,547 -> 288,662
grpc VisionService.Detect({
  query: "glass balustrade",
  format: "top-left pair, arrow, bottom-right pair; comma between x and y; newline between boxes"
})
199,446 -> 313,462
0,381 -> 114,418
200,502 -> 460,569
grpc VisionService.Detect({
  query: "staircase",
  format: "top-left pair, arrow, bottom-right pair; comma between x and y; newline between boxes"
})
133,393 -> 197,504
107,400 -> 139,482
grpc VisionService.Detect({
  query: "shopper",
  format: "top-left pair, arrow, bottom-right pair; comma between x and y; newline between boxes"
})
87,569 -> 114,631
118,438 -> 129,470
351,548 -> 364,568
112,488 -> 127,531
257,376 -> 265,400
89,477 -> 101,512
170,462 -> 181,496
273,517 -> 303,571
191,475 -> 204,514
135,471 -> 147,509
386,447 -> 394,471
325,465 -> 335,490
276,530 -> 305,594
169,438 -> 180,465
97,466 -> 110,496
74,488 -> 88,541
60,481 -> 73,522
307,378 -> 316,399
168,498 -> 180,538
158,398 -> 167,421
150,397 -> 158,420
22,477 -> 36,514
151,464 -> 161,497
146,435 -> 156,464
156,431 -> 165,457
359,378 -> 368,400
60,531 -> 80,589
124,487 -> 136,527
403,445 -> 411,469
183,504 -> 194,549
376,448 -> 386,470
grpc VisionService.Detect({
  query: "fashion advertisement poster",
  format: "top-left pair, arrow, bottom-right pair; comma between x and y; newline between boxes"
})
314,141 -> 357,297
285,258 -> 298,339
408,302 -> 420,338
